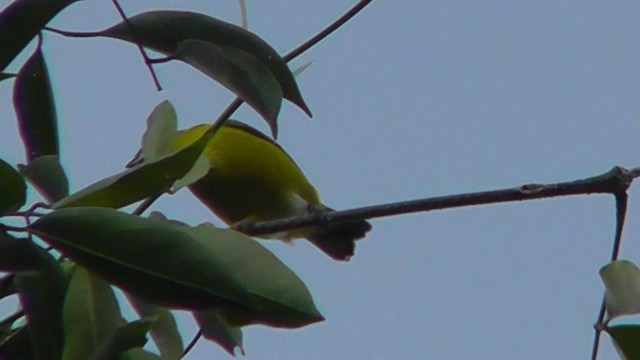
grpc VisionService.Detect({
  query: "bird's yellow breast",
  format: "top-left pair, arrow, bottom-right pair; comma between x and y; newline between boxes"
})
173,121 -> 320,225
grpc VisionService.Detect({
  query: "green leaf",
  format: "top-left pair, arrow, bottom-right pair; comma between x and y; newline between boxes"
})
0,234 -> 68,360
0,326 -> 34,360
0,0 -> 79,72
30,207 -> 324,328
126,295 -> 183,360
89,319 -> 153,360
122,348 -> 163,360
62,266 -> 123,360
174,40 -> 283,136
53,124 -> 210,209
15,271 -> 68,360
0,232 -> 61,273
99,10 -> 311,124
600,260 -> 640,320
607,324 -> 640,360
13,43 -> 59,161
140,100 -> 178,162
194,310 -> 244,356
0,159 -> 26,216
19,154 -> 69,203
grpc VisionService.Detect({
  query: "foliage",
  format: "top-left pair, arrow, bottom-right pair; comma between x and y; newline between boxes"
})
0,2 -> 323,358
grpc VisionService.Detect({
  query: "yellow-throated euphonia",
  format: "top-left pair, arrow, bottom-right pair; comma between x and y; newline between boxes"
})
174,120 -> 371,261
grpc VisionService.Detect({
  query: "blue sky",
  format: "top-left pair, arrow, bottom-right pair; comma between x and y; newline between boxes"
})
1,1 -> 640,359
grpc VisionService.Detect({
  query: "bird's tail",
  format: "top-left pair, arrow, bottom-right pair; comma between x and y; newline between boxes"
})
305,205 -> 371,261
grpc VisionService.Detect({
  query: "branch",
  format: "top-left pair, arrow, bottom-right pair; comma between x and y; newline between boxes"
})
239,166 -> 635,236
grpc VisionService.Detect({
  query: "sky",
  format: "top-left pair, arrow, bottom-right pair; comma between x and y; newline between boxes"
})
1,1 -> 640,359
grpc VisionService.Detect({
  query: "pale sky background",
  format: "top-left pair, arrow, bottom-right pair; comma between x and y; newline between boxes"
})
1,1 -> 640,359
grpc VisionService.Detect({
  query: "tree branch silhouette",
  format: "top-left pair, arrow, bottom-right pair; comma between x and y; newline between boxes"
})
239,166 -> 636,236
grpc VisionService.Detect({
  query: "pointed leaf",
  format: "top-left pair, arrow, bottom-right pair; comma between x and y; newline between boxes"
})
126,295 -> 183,360
62,267 -> 123,360
0,0 -> 79,72
53,117 -> 211,209
140,100 -> 178,162
600,260 -> 640,320
13,43 -> 59,161
194,310 -> 244,356
30,207 -> 324,328
19,154 -> 69,203
100,11 -> 311,116
607,324 -> 640,360
0,159 -> 26,216
89,319 -> 153,360
174,40 -> 283,136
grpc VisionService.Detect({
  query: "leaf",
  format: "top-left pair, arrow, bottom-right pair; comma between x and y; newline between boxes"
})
30,207 -> 324,328
140,100 -> 178,162
100,10 -> 311,115
62,267 -> 124,360
0,159 -> 26,216
174,40 -> 283,136
194,310 -> 244,356
126,295 -> 184,360
13,42 -> 59,161
19,154 -> 69,203
0,232 -> 61,273
0,234 -> 68,359
600,260 -> 640,320
15,271 -> 68,360
89,319 -> 153,360
0,326 -> 34,360
607,324 -> 640,360
122,348 -> 163,360
0,0 -> 79,72
170,153 -> 210,192
53,116 -> 211,209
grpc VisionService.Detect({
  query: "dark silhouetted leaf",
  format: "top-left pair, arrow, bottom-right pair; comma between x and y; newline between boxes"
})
0,326 -> 34,360
607,324 -> 640,360
0,0 -> 79,72
53,101 -> 209,209
30,207 -> 324,328
0,234 -> 68,359
89,319 -> 153,360
194,310 -> 244,356
0,158 -> 26,216
19,154 -> 69,203
127,295 -> 183,359
13,44 -> 58,161
62,266 -> 123,360
0,232 -> 60,273
99,11 -> 311,123
122,348 -> 163,360
174,40 -> 282,136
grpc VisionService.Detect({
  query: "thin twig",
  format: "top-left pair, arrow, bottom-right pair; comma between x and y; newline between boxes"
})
111,0 -> 162,90
0,309 -> 24,328
589,174 -> 630,360
181,330 -> 203,359
283,0 -> 374,62
239,166 -> 633,236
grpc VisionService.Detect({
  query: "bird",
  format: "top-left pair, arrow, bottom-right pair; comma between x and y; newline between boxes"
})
173,120 -> 371,261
